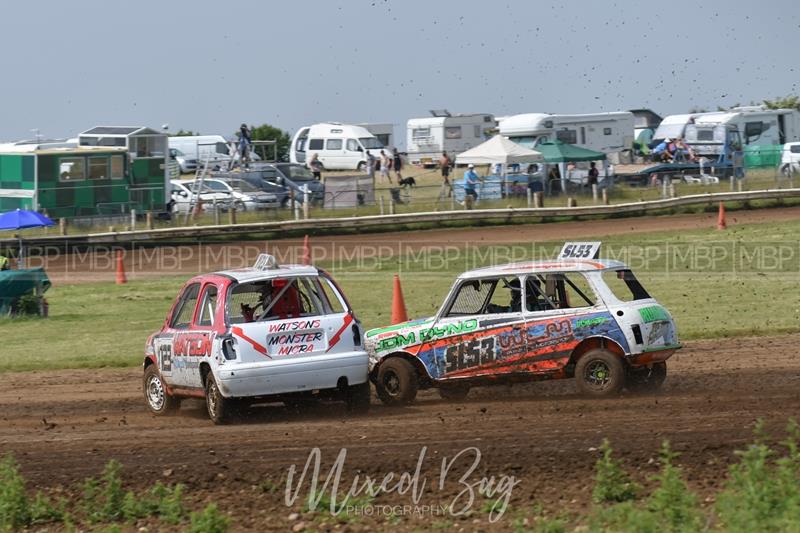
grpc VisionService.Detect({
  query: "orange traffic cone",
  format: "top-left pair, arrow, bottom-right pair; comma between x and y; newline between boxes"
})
717,202 -> 727,230
391,274 -> 408,325
115,250 -> 127,285
302,234 -> 311,265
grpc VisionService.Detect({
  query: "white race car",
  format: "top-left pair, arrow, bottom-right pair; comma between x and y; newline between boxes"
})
366,242 -> 681,404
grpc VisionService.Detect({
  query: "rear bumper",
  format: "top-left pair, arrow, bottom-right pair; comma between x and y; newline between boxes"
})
626,345 -> 680,367
214,351 -> 369,398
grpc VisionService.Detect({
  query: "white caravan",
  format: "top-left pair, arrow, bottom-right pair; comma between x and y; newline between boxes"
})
654,106 -> 800,146
290,123 -> 384,170
498,112 -> 635,154
406,111 -> 496,166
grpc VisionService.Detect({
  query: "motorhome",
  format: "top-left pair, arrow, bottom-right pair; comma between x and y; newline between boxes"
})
168,135 -> 232,166
406,111 -> 496,166
498,112 -> 635,155
654,106 -> 800,146
289,123 -> 384,170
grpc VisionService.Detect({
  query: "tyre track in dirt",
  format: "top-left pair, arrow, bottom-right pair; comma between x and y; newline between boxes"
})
1,334 -> 799,530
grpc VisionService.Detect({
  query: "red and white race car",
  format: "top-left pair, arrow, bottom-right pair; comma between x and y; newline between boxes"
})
142,254 -> 370,423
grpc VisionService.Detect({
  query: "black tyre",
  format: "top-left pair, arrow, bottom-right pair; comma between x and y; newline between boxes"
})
143,365 -> 180,415
376,358 -> 418,406
626,362 -> 667,392
205,373 -> 232,424
345,382 -> 371,414
438,383 -> 470,401
575,349 -> 625,396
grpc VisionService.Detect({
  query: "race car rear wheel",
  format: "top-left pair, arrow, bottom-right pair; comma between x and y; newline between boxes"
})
626,362 -> 667,392
205,374 -> 233,424
376,358 -> 418,406
345,382 -> 372,414
575,349 -> 625,396
143,365 -> 180,415
438,383 -> 470,401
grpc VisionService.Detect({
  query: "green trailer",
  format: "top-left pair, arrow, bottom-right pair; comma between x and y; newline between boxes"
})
0,126 -> 168,218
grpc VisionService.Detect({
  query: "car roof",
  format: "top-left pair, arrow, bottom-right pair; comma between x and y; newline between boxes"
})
459,258 -> 628,279
214,264 -> 320,283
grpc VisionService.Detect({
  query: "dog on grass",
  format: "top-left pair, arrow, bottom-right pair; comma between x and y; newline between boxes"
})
398,176 -> 416,187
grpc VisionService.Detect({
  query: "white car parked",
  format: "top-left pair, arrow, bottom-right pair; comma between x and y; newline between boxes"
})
191,178 -> 280,211
169,179 -> 234,214
781,142 -> 800,177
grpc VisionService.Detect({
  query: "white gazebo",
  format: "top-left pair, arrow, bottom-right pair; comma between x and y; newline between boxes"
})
455,134 -> 543,166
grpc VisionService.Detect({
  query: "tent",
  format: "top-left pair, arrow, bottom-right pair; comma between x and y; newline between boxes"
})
0,209 -> 54,268
535,141 -> 606,163
534,141 -> 606,193
455,135 -> 543,165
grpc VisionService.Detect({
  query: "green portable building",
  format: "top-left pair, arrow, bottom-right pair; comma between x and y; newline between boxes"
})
0,126 -> 168,218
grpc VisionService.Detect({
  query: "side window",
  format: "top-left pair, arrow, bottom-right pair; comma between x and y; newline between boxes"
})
602,270 -> 651,302
540,273 -> 595,309
319,277 -> 347,314
346,139 -> 359,152
326,139 -> 342,150
445,126 -> 462,139
308,139 -> 323,150
556,129 -> 577,144
445,280 -> 492,317
171,283 -> 201,329
484,277 -> 523,314
197,285 -> 218,327
524,276 -> 556,313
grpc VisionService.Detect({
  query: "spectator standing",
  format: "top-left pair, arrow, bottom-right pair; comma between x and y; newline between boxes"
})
392,148 -> 403,183
440,151 -> 453,196
366,151 -> 376,180
379,150 -> 391,184
238,123 -> 252,168
0,254 -> 9,270
309,153 -> 323,180
587,161 -> 599,186
463,164 -> 480,202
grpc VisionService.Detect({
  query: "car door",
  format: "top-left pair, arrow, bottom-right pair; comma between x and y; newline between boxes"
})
521,272 -> 603,374
179,282 -> 219,389
421,276 -> 527,381
154,282 -> 201,388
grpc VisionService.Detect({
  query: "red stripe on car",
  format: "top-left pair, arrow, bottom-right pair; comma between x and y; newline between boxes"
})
326,314 -> 354,353
232,326 -> 272,358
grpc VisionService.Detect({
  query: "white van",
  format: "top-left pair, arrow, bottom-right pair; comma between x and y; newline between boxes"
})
169,135 -> 232,166
290,123 -> 385,170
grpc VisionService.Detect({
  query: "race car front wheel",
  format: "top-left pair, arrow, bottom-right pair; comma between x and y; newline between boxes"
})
575,349 -> 625,396
376,358 -> 418,406
143,365 -> 180,415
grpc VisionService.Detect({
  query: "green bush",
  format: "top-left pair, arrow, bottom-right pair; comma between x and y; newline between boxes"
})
0,455 -> 30,530
592,439 -> 639,503
189,503 -> 230,533
646,441 -> 703,532
715,420 -> 800,532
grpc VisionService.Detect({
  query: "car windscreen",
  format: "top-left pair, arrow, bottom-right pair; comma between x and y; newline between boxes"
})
359,137 -> 383,149
276,164 -> 315,181
193,180 -> 228,192
228,180 -> 259,192
602,270 -> 651,301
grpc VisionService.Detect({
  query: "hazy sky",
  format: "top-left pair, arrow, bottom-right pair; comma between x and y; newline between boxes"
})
1,0 -> 797,145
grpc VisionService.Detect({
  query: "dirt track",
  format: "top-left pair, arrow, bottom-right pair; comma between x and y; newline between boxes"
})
3,334 -> 800,530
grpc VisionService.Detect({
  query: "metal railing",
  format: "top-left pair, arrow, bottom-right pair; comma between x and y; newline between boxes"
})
4,187 -> 800,248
